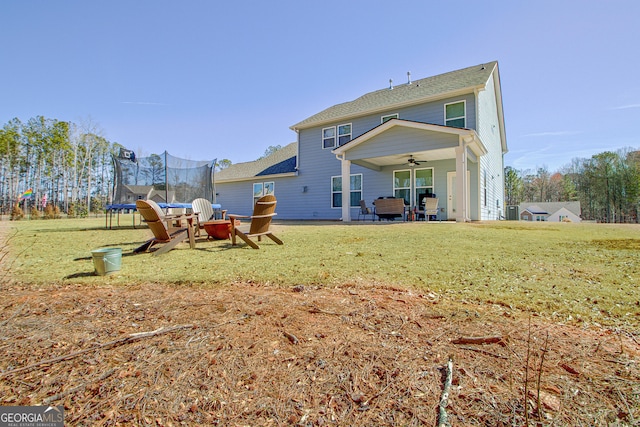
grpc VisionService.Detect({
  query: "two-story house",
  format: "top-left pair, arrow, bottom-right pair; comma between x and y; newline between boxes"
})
215,61 -> 507,221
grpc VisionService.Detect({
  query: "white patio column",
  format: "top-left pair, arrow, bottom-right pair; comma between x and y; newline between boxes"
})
341,156 -> 352,222
455,143 -> 468,222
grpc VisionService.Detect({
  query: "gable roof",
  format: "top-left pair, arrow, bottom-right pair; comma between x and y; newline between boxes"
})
519,202 -> 582,217
521,205 -> 548,215
215,142 -> 298,183
122,185 -> 153,195
291,61 -> 498,130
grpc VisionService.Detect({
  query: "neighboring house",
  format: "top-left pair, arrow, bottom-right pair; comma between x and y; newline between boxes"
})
214,142 -> 298,215
120,185 -> 152,203
148,189 -> 176,204
519,202 -> 582,222
216,61 -> 508,221
119,185 -> 176,204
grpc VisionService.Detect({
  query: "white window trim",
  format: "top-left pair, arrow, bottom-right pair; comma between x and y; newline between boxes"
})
381,113 -> 399,123
322,126 -> 336,149
444,100 -> 466,128
253,181 -> 274,205
414,167 -> 435,206
393,168 -> 411,204
331,173 -> 362,209
393,168 -> 434,207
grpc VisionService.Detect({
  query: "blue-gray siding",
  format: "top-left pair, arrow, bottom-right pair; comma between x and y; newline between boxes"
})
215,74 -> 502,221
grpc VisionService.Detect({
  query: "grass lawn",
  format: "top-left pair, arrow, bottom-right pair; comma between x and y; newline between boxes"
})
3,217 -> 639,328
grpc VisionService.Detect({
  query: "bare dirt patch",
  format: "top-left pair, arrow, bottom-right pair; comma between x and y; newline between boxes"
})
1,280 -> 638,426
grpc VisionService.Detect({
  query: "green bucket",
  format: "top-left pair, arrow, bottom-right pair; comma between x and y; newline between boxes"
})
92,248 -> 122,276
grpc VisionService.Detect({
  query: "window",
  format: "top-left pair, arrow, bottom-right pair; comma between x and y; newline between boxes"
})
483,170 -> 487,207
393,170 -> 411,205
338,124 -> 351,146
253,181 -> 274,205
445,101 -> 466,128
381,113 -> 398,123
414,168 -> 434,207
322,127 -> 335,149
322,123 -> 351,148
331,174 -> 362,208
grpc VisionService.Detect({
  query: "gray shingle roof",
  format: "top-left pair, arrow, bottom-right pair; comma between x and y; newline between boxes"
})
291,61 -> 498,130
215,142 -> 297,182
519,202 -> 582,217
522,205 -> 548,215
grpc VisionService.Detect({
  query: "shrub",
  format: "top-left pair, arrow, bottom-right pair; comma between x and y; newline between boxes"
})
30,206 -> 40,219
43,203 -> 60,219
10,203 -> 24,221
69,202 -> 88,218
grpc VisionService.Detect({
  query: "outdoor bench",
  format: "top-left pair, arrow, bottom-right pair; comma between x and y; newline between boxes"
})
373,198 -> 406,221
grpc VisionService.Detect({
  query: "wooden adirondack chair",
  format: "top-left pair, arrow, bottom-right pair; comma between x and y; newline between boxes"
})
191,198 -> 213,237
227,195 -> 283,249
134,200 -> 197,255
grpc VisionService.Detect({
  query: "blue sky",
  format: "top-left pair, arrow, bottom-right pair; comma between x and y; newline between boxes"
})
2,0 -> 638,173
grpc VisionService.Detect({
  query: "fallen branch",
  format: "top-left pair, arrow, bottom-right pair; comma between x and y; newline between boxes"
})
451,335 -> 503,345
558,362 -> 580,376
458,345 -> 508,360
308,306 -> 342,316
536,331 -> 550,423
283,331 -> 299,345
0,324 -> 194,379
0,302 -> 27,327
437,356 -> 453,427
42,368 -> 116,405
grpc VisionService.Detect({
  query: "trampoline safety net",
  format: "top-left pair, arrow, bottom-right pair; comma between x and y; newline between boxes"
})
112,152 -> 215,205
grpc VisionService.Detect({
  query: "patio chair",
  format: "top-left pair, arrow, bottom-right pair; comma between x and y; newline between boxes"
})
192,198 -> 216,237
358,200 -> 375,221
134,199 -> 197,256
227,194 -> 283,249
423,197 -> 439,222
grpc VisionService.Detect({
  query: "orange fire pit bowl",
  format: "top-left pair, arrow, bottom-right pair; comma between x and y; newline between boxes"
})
202,220 -> 240,240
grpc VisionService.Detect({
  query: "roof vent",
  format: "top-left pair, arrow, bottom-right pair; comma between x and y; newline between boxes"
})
389,78 -> 393,90
407,71 -> 411,84
481,64 -> 485,70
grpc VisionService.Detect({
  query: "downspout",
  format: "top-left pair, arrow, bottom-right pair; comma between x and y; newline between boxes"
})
211,158 -> 216,203
164,151 -> 169,206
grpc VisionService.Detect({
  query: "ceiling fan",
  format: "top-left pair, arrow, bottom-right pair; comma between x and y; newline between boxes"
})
406,155 -> 426,166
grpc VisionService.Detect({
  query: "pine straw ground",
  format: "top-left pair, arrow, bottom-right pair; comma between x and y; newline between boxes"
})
0,281 -> 638,427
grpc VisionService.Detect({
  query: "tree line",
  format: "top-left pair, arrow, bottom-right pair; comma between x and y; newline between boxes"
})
505,147 -> 640,223
1,116 -> 119,218
0,116 -> 238,219
3,116 -> 638,222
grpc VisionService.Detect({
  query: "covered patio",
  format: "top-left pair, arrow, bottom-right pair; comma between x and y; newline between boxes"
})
332,119 -> 487,222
